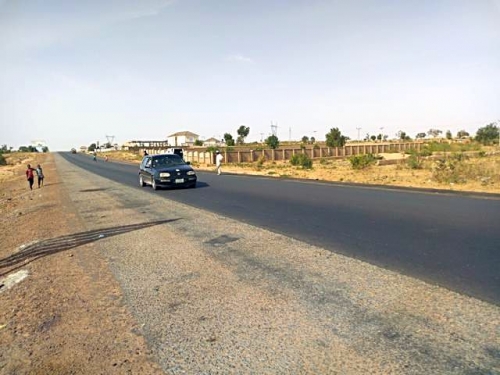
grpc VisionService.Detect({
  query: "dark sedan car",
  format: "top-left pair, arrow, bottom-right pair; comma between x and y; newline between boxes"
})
139,154 -> 197,190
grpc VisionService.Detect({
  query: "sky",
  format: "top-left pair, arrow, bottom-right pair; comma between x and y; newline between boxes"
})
1,0 -> 499,151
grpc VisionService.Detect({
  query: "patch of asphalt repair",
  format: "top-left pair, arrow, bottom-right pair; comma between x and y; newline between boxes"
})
54,154 -> 500,375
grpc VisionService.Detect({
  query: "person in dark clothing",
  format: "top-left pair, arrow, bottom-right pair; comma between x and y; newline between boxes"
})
143,150 -> 149,156
26,164 -> 35,190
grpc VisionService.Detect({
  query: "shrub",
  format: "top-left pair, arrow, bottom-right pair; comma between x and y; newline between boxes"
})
406,153 -> 423,169
348,154 -> 377,169
432,158 -> 464,183
256,155 -> 266,167
419,148 -> 433,157
451,152 -> 467,162
290,153 -> 313,169
0,153 -> 6,166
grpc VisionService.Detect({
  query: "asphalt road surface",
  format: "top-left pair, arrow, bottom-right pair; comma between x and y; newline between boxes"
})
60,152 -> 500,305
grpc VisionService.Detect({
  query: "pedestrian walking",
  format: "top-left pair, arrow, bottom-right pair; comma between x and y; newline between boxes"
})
26,164 -> 35,190
35,164 -> 44,188
215,150 -> 223,175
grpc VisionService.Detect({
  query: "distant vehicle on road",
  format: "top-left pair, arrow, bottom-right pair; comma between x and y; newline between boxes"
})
71,148 -> 77,154
139,154 -> 196,190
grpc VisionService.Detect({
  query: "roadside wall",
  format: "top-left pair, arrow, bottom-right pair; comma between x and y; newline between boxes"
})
129,142 -> 422,165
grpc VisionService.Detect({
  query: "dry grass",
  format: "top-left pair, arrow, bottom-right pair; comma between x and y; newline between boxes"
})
205,152 -> 500,194
0,152 -> 39,183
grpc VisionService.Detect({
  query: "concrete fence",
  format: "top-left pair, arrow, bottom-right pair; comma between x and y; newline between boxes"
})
131,142 -> 423,165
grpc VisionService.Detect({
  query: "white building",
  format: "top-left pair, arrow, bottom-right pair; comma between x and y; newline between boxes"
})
167,131 -> 199,146
203,137 -> 221,146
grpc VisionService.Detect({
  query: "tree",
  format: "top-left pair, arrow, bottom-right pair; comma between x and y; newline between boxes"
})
325,128 -> 346,147
301,136 -> 309,144
445,130 -> 452,140
364,133 -> 371,141
427,129 -> 442,138
310,136 -> 316,144
88,143 -> 97,152
370,135 -> 377,141
265,135 -> 279,149
457,130 -> 469,138
236,125 -> 250,145
416,132 -> 426,139
18,145 -> 38,152
0,144 -> 10,153
42,146 -> 49,153
475,123 -> 499,145
223,133 -> 235,146
194,139 -> 203,146
377,134 -> 382,141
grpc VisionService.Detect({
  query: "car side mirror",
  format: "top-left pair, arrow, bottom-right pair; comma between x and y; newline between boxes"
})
186,161 -> 191,165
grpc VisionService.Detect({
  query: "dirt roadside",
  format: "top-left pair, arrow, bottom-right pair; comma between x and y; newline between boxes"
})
0,153 -> 163,374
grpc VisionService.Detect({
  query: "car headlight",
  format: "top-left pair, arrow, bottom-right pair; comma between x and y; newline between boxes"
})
187,171 -> 196,176
159,172 -> 170,177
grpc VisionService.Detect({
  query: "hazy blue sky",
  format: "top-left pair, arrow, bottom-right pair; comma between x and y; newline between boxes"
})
1,0 -> 499,150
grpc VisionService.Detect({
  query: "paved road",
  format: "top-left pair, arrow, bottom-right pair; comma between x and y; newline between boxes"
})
60,152 -> 500,305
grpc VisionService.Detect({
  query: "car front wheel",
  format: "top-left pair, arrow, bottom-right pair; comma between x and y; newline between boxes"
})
152,178 -> 158,190
139,174 -> 145,187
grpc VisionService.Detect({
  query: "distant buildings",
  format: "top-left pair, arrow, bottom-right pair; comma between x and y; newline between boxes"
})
203,137 -> 222,146
122,130 -> 210,150
167,131 -> 199,147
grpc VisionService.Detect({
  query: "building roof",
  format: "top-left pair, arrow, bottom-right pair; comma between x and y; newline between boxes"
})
204,137 -> 220,142
167,131 -> 199,137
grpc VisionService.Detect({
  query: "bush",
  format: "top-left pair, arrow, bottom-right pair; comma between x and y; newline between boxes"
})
348,154 -> 377,169
419,147 -> 433,157
290,153 -> 313,169
451,152 -> 467,162
256,155 -> 266,167
432,158 -> 464,184
406,153 -> 423,169
0,153 -> 6,166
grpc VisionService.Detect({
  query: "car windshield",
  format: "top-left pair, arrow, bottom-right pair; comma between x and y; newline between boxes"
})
152,155 -> 185,167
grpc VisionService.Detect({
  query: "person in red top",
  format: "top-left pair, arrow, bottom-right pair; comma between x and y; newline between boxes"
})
26,164 -> 35,190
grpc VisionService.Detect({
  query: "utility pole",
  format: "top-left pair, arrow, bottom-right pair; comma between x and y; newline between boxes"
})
270,121 -> 278,137
498,119 -> 500,148
106,135 -> 115,147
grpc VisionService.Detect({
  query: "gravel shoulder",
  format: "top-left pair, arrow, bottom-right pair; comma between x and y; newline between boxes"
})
1,153 -> 499,374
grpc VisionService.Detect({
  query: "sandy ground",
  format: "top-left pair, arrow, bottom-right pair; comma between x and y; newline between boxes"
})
1,152 -> 499,374
207,152 -> 500,194
0,153 -> 162,374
